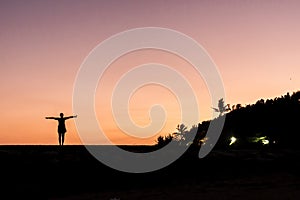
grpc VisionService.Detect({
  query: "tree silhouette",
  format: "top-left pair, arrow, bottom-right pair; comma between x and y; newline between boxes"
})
184,124 -> 198,146
173,124 -> 188,145
155,134 -> 173,147
155,90 -> 300,150
212,98 -> 231,116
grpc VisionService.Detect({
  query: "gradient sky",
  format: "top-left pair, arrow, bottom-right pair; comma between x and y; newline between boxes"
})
0,0 -> 299,145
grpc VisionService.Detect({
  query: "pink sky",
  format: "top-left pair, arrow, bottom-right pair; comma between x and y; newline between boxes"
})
0,0 -> 299,145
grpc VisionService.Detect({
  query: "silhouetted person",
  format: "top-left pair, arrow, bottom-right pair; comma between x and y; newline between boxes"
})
45,113 -> 77,145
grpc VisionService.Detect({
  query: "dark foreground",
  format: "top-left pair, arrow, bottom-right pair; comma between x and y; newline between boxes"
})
1,145 -> 300,200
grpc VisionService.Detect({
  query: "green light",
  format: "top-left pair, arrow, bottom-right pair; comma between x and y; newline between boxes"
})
262,139 -> 269,145
248,136 -> 270,145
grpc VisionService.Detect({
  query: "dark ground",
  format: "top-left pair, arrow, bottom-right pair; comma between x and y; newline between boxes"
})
1,145 -> 300,200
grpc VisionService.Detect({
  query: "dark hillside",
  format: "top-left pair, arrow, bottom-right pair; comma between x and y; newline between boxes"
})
194,91 -> 300,150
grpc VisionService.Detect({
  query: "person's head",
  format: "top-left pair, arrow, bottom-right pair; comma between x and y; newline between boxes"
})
60,113 -> 64,118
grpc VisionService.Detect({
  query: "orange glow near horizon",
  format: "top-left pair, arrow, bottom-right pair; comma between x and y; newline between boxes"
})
1,1 -> 300,145
94,49 -> 210,145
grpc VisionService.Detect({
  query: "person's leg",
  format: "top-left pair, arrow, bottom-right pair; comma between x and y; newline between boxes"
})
61,133 -> 65,145
58,133 -> 62,145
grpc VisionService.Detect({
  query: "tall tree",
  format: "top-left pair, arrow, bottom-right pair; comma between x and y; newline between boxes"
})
212,98 -> 231,116
173,124 -> 188,145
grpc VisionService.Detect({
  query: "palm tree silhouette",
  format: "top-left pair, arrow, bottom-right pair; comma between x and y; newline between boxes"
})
212,98 -> 231,116
173,124 -> 188,145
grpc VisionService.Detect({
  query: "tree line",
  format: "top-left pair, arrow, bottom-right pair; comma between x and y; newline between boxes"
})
156,91 -> 300,150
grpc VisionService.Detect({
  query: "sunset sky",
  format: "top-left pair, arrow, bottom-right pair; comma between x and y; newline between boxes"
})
1,0 -> 299,145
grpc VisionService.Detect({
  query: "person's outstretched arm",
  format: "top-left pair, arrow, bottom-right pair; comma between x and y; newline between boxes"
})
64,115 -> 77,120
45,117 -> 58,120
